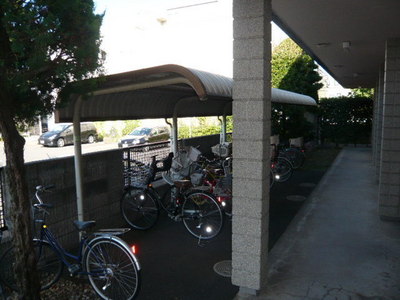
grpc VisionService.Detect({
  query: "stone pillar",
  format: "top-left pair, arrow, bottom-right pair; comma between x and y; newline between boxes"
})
379,39 -> 400,221
374,67 -> 384,181
232,0 -> 271,295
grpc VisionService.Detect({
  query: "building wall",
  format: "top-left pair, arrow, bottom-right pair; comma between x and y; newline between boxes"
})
379,39 -> 400,220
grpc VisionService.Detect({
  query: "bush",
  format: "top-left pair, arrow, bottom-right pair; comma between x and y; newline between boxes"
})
319,97 -> 373,146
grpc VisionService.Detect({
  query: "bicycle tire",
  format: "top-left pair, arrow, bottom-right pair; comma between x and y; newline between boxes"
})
84,237 -> 140,300
0,240 -> 63,291
182,191 -> 224,240
271,157 -> 293,182
281,148 -> 305,169
121,188 -> 159,230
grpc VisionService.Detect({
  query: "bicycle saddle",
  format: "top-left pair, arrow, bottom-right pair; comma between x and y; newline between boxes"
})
73,220 -> 96,231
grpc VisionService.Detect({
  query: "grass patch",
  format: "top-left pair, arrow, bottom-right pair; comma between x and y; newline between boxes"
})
301,147 -> 342,171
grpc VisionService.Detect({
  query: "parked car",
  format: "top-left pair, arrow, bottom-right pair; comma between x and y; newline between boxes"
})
38,122 -> 98,147
118,126 -> 170,148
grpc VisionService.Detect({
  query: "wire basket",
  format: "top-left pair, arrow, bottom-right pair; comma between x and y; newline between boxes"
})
129,164 -> 152,188
214,174 -> 232,197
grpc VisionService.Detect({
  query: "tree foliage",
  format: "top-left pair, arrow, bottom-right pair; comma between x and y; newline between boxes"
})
0,1 -> 104,298
319,97 -> 373,146
348,88 -> 374,98
271,38 -> 322,142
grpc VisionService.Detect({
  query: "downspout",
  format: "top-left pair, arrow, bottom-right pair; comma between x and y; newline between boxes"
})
218,115 -> 227,144
73,97 -> 84,222
164,118 -> 175,154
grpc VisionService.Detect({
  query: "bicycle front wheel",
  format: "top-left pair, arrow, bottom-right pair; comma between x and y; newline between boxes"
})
84,238 -> 140,300
121,188 -> 159,230
182,191 -> 224,240
0,240 -> 63,291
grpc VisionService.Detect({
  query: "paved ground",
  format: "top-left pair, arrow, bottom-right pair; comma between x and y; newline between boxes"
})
236,147 -> 400,300
123,153 -> 333,300
0,147 -> 338,299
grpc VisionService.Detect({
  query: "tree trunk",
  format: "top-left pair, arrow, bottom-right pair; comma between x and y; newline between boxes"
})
0,110 -> 41,299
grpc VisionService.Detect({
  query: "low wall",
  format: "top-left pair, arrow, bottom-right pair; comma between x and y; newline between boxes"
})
2,149 -> 124,249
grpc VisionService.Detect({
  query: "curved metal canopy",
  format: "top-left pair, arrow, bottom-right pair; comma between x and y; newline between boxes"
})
56,64 -> 316,122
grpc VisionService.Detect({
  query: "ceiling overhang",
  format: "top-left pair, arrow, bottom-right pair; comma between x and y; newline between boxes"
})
272,0 -> 400,88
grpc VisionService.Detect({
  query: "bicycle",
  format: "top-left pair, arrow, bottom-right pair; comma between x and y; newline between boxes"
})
194,155 -> 233,217
278,143 -> 305,170
0,185 -> 141,300
121,153 -> 224,241
270,144 -> 293,183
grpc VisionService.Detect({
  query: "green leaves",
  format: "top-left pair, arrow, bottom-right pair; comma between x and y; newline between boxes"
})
0,0 -> 104,123
319,97 -> 373,146
271,38 -> 322,141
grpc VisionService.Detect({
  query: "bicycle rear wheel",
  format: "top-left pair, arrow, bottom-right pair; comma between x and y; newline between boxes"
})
271,157 -> 293,182
281,147 -> 305,169
85,237 -> 140,300
121,188 -> 159,230
182,191 -> 224,240
0,240 -> 63,291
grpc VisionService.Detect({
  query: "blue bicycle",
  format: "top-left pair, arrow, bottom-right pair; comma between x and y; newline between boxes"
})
0,185 -> 141,299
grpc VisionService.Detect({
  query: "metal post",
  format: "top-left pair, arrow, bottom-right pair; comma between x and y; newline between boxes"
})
220,115 -> 227,144
172,114 -> 178,155
73,97 -> 84,222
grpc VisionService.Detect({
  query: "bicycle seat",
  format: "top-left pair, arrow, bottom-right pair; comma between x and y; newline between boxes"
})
73,220 -> 96,231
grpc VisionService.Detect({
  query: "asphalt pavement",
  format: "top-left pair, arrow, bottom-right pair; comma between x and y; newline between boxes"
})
123,162 -> 329,300
0,146 -> 335,300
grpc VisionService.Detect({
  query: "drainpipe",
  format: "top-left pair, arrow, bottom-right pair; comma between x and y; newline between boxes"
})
165,118 -> 174,154
219,115 -> 227,144
73,97 -> 84,222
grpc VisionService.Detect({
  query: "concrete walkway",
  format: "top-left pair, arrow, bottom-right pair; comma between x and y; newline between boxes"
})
236,147 -> 400,299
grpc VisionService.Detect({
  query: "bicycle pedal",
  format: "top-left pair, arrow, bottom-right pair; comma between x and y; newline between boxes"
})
173,215 -> 182,222
68,264 -> 81,276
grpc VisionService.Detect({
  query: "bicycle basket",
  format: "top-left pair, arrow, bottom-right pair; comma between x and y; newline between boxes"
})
130,164 -> 152,187
190,172 -> 205,186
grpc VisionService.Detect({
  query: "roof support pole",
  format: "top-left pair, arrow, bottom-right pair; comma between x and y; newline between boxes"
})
73,97 -> 84,222
172,113 -> 178,155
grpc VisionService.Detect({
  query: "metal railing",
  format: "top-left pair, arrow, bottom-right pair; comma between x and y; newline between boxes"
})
122,141 -> 172,187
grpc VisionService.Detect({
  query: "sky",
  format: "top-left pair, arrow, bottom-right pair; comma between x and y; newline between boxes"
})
94,0 -> 288,77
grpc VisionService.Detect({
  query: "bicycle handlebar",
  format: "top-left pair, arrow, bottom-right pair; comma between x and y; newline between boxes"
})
35,185 -> 55,205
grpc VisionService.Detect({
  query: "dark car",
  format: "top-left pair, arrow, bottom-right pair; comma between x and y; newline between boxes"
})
38,122 -> 98,147
118,126 -> 170,148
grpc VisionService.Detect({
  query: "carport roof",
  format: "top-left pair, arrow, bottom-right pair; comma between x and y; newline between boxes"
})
56,64 -> 316,122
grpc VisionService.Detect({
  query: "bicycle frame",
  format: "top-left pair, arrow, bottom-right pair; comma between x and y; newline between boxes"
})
36,219 -> 92,276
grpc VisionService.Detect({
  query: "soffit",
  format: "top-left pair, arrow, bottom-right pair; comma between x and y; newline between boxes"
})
272,0 -> 400,88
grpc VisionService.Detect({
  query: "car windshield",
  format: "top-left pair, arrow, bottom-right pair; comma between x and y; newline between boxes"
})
129,127 -> 151,136
50,124 -> 70,132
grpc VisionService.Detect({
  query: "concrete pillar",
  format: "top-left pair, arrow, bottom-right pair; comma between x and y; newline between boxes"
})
232,0 -> 271,295
374,67 -> 385,180
379,39 -> 400,221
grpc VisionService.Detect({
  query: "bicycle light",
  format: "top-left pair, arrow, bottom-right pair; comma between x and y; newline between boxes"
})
131,245 -> 137,254
205,226 -> 213,233
275,174 -> 281,180
139,194 -> 145,201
